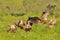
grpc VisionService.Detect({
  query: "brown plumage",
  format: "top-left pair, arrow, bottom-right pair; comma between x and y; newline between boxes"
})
47,17 -> 56,28
15,20 -> 25,29
27,16 -> 40,23
40,17 -> 47,24
15,20 -> 32,32
40,11 -> 49,24
7,24 -> 16,32
23,21 -> 32,32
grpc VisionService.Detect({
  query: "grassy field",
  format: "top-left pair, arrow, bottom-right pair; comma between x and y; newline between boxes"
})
0,0 -> 60,40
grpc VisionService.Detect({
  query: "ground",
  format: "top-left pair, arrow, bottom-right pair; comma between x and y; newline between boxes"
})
0,0 -> 60,40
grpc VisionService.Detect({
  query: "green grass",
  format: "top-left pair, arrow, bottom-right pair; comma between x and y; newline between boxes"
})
0,13 -> 60,40
0,0 -> 60,40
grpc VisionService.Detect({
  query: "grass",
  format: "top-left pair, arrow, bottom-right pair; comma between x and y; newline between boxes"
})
0,0 -> 60,40
0,13 -> 60,40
